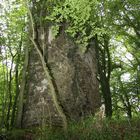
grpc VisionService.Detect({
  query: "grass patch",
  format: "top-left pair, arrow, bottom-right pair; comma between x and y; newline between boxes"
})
4,116 -> 140,140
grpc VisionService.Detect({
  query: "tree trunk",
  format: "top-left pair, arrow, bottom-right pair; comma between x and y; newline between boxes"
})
6,56 -> 14,130
11,45 -> 21,127
16,45 -> 29,128
101,79 -> 112,117
95,34 -> 112,118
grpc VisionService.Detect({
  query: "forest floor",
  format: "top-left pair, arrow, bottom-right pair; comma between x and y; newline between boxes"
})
1,117 -> 140,140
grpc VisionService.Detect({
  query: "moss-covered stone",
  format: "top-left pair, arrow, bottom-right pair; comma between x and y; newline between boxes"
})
22,27 -> 101,128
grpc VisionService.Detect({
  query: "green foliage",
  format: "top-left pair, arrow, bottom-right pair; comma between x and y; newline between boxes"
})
0,0 -> 140,132
6,117 -> 140,140
107,0 -> 140,119
0,0 -> 27,130
46,0 -> 99,48
50,25 -> 60,38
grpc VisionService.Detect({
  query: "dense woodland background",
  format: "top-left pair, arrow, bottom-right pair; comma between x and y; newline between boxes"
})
0,0 -> 140,140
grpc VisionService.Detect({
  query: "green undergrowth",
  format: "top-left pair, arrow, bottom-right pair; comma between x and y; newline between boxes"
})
3,117 -> 140,140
